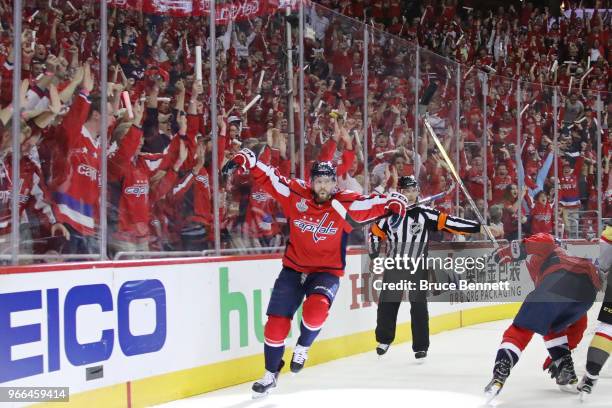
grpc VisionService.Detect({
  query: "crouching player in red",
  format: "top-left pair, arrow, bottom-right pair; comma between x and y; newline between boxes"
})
222,148 -> 407,398
484,233 -> 602,403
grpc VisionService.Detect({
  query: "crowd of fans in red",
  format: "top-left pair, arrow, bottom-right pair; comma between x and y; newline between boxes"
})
0,0 -> 609,261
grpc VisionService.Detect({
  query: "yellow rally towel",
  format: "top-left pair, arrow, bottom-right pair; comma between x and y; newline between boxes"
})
603,225 -> 612,244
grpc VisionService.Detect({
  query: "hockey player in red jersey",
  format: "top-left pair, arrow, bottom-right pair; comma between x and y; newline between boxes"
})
222,148 -> 407,398
484,233 -> 602,402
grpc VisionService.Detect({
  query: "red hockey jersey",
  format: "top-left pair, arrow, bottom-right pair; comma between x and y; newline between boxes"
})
108,125 -> 180,242
52,92 -> 99,236
490,174 -> 515,205
529,201 -> 554,235
558,173 -> 580,207
0,156 -> 58,236
522,233 -> 601,289
251,162 -> 397,276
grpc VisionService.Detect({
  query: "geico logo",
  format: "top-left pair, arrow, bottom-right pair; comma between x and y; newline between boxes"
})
77,164 -> 98,181
125,184 -> 149,197
0,280 -> 167,383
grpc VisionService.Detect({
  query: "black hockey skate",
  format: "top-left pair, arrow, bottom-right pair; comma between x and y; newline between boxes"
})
376,343 -> 390,356
550,355 -> 579,393
577,374 -> 598,401
415,351 -> 427,364
290,345 -> 309,374
252,360 -> 285,399
484,358 -> 512,403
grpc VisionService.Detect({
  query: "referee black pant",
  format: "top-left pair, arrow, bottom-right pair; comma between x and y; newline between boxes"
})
375,267 -> 429,352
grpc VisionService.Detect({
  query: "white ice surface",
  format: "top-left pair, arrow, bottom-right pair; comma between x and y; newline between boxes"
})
157,310 -> 611,408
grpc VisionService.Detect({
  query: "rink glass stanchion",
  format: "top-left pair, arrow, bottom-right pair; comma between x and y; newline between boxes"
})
482,74 -> 488,225
285,5 -> 296,178
432,45 -> 459,221
100,0 -> 109,260
298,0 -> 305,180
596,92 -> 603,237
516,81 -> 522,241
362,15 -> 369,245
210,0 -> 221,256
455,63 -> 460,217
10,0 -> 22,265
553,89 -> 559,240
414,44 -> 419,156
362,23 -> 369,195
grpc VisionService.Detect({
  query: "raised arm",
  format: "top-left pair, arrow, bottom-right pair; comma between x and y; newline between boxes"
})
59,65 -> 85,103
61,64 -> 93,148
335,190 -> 408,229
222,147 -> 296,215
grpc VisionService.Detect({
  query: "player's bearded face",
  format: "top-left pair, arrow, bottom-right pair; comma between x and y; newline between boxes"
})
312,176 -> 337,202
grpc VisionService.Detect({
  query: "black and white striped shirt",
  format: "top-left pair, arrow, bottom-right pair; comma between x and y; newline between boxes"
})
369,205 -> 481,260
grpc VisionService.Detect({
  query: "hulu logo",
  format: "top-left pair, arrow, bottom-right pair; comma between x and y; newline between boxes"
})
220,267 -> 302,351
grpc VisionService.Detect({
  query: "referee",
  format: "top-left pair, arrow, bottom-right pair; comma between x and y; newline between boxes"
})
369,175 -> 499,361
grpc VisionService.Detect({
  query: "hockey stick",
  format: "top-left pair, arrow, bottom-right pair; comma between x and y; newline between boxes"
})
405,191 -> 448,212
423,119 -> 499,248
